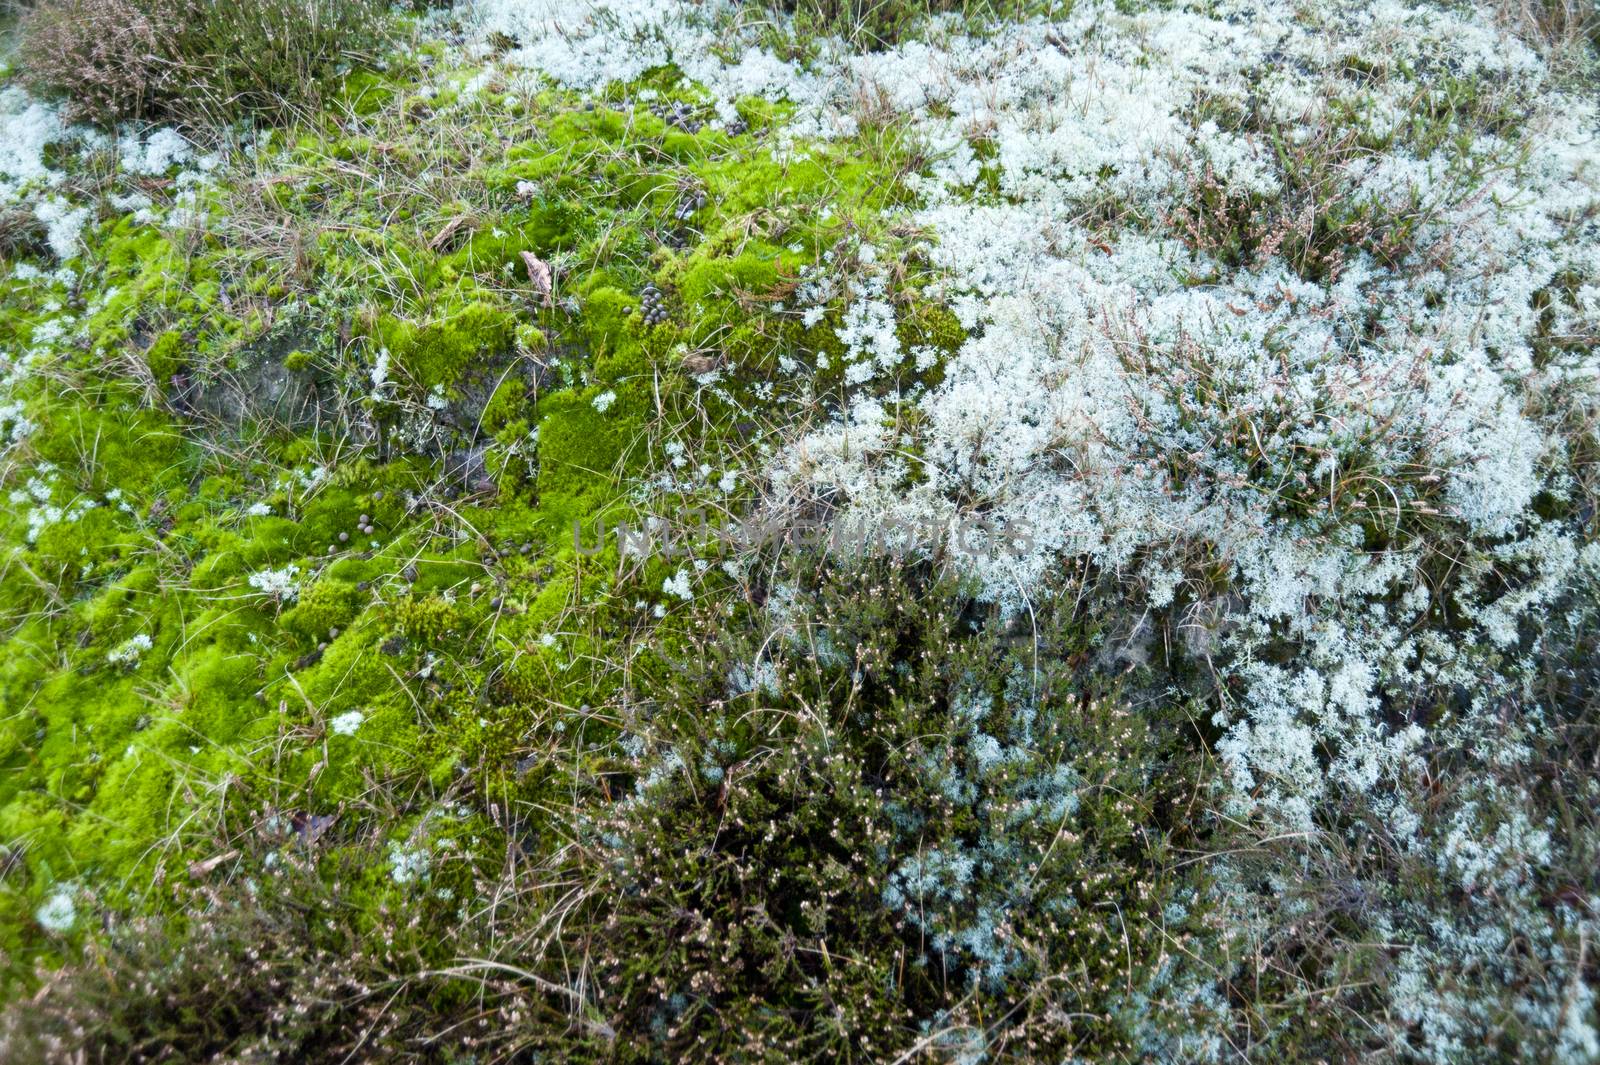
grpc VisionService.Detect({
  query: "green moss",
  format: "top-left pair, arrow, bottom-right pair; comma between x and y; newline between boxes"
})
0,29 -> 949,1020
374,298 -> 516,394
532,385 -> 646,525
142,330 -> 185,383
390,594 -> 459,644
578,283 -> 661,380
280,578 -> 367,643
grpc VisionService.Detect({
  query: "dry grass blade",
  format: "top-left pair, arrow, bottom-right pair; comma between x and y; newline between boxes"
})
428,215 -> 475,253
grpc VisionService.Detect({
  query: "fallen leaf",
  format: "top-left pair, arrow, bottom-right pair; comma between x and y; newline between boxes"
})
292,812 -> 337,845
521,251 -> 553,307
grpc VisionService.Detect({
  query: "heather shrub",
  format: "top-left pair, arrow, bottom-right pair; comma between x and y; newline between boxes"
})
1499,0 -> 1600,56
0,836 -> 498,1062
0,867 -> 375,1062
17,0 -> 393,125
0,205 -> 49,259
162,0 -> 395,120
511,562 -> 1229,1060
14,0 -> 173,124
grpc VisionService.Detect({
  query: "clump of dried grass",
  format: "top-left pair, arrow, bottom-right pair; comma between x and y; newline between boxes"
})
16,0 -> 395,126
1497,0 -> 1599,61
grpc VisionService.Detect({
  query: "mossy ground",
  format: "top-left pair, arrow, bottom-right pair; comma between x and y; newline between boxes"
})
0,27 -> 1028,1054
8,2 -> 1595,1060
